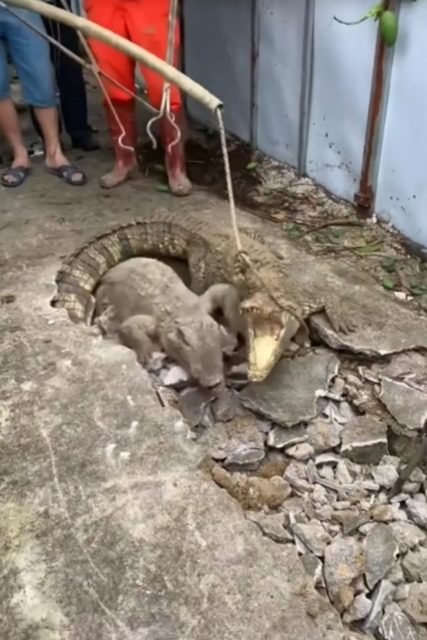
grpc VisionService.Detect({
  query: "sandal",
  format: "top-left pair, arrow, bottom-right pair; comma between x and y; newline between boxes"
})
1,165 -> 31,188
47,164 -> 87,186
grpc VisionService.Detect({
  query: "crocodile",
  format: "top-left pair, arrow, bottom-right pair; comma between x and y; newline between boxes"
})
94,256 -> 241,388
52,210 -> 354,382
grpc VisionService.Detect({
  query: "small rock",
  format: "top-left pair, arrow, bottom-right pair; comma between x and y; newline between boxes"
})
318,465 -> 335,482
413,493 -> 427,504
403,482 -> 422,494
307,419 -> 342,452
146,350 -> 167,372
372,465 -> 399,489
393,584 -> 409,602
370,504 -> 407,523
402,546 -> 427,582
315,452 -> 341,466
364,579 -> 395,634
334,500 -> 352,510
161,364 -> 189,387
343,593 -> 372,623
315,504 -> 334,521
284,461 -> 312,492
246,511 -> 293,544
409,467 -> 425,483
406,498 -> 427,529
267,424 -> 308,449
301,551 -> 323,586
226,362 -> 248,388
179,387 -> 215,428
311,483 -> 329,506
211,466 -> 291,511
389,522 -> 426,553
336,585 -> 356,612
224,445 -> 265,469
390,493 -> 410,504
364,524 -> 398,589
401,583 -> 427,624
256,451 -> 288,478
292,519 -> 331,557
212,386 -> 238,422
324,537 -> 365,607
202,412 -> 265,464
341,416 -> 388,464
379,376 -> 427,432
359,523 -> 376,536
286,442 -> 314,461
336,459 -> 354,485
379,602 -> 418,640
385,563 -> 405,585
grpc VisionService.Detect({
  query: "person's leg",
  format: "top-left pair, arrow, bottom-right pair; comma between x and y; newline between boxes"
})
127,0 -> 191,196
6,8 -> 86,184
85,0 -> 136,188
50,0 -> 98,150
0,35 -> 31,186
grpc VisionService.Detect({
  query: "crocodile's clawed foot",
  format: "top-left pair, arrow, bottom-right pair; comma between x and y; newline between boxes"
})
325,303 -> 357,334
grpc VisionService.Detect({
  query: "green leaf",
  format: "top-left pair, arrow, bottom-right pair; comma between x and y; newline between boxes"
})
155,183 -> 170,192
382,275 -> 396,290
329,227 -> 344,238
409,283 -> 427,296
246,161 -> 258,171
380,257 -> 397,273
354,241 -> 383,255
287,224 -> 304,239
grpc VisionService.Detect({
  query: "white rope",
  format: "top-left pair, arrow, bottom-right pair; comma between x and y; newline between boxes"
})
146,0 -> 181,153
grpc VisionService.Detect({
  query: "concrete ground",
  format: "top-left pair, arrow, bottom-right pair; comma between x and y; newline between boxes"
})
2,86 -> 425,640
0,93 -> 359,640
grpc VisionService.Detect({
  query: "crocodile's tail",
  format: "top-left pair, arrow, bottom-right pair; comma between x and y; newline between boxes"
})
52,214 -> 196,324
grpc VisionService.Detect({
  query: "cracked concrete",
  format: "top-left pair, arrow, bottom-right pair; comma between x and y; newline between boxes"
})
1,89 -> 426,640
0,111 -> 349,638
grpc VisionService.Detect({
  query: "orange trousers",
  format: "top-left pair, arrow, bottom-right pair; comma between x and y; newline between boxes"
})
84,0 -> 182,111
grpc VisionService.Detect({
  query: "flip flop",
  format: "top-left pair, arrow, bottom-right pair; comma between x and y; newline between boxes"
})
1,165 -> 31,188
48,164 -> 87,186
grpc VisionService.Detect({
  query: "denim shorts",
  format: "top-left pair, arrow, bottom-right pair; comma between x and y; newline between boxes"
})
0,7 -> 58,107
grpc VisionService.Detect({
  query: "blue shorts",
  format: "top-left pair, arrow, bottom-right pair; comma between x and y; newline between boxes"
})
0,7 -> 58,107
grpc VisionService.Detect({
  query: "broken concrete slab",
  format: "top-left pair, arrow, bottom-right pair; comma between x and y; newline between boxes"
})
401,583 -> 427,625
341,416 -> 388,464
197,411 -> 265,468
379,377 -> 427,432
240,349 -> 340,427
323,537 -> 366,610
379,602 -> 418,640
364,524 -> 398,589
402,547 -> 427,582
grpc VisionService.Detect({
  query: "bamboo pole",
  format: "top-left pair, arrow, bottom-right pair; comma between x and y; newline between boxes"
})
1,0 -> 223,113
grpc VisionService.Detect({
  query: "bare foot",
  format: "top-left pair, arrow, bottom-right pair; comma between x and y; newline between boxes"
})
99,159 -> 137,189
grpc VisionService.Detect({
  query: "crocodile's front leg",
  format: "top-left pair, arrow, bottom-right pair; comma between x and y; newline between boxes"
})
306,299 -> 357,334
117,314 -> 158,365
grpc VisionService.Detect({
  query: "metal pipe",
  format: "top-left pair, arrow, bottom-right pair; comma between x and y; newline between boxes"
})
249,0 -> 260,148
297,0 -> 315,176
1,0 -> 223,113
354,0 -> 401,214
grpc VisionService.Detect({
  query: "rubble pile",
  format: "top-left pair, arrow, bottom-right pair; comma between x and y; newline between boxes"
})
146,345 -> 427,639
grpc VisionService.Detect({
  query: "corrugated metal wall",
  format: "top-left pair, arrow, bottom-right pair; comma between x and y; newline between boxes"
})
183,0 -> 427,250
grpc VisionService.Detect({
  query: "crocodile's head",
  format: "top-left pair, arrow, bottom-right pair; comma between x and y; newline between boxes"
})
240,293 -> 302,382
163,315 -> 232,389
